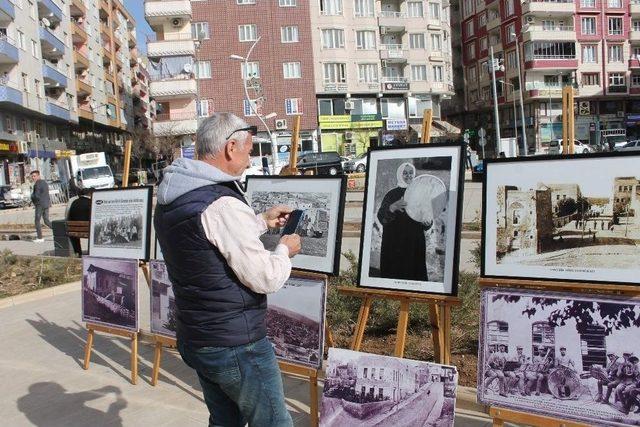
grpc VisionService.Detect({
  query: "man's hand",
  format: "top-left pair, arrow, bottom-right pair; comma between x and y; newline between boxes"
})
279,234 -> 301,258
389,199 -> 407,213
262,205 -> 292,229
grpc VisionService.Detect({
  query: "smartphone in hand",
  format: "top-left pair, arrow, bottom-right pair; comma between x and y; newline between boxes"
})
281,210 -> 303,235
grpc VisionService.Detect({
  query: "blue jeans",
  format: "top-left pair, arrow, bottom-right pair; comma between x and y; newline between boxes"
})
178,337 -> 293,427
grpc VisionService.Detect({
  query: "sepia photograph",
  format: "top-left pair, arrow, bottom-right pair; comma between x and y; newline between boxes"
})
245,176 -> 346,275
81,256 -> 139,331
89,186 -> 153,260
266,272 -> 327,369
478,287 -> 640,426
320,348 -> 458,427
150,260 -> 176,338
482,153 -> 640,285
358,144 -> 464,296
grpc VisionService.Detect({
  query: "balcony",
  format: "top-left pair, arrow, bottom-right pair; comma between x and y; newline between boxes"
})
46,100 -> 71,121
633,0 -> 640,13
525,57 -> 578,69
608,84 -> 628,93
486,14 -> 501,31
0,83 -> 22,105
76,78 -> 92,96
378,11 -> 407,32
145,0 -> 191,25
78,107 -> 93,120
101,22 -> 111,40
71,22 -> 87,43
525,81 -> 579,97
0,36 -> 19,64
523,25 -> 576,42
631,31 -> 640,42
0,0 -> 15,22
70,0 -> 86,17
379,44 -> 408,62
39,27 -> 65,59
153,114 -> 198,137
147,36 -> 195,58
150,78 -> 197,100
37,0 -> 63,24
630,58 -> 640,68
522,0 -> 575,14
42,61 -> 68,88
73,49 -> 89,70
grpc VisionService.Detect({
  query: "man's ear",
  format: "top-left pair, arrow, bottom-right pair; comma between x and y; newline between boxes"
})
225,140 -> 236,158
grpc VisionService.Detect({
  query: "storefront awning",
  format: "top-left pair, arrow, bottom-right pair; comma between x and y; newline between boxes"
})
28,150 -> 56,159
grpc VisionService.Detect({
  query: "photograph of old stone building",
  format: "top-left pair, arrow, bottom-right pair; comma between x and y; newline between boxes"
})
150,261 -> 176,338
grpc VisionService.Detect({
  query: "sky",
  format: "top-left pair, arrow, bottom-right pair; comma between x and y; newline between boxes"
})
123,0 -> 153,54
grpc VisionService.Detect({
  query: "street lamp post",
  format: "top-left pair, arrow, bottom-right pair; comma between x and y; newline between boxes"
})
489,46 -> 502,156
499,80 -> 518,154
230,37 -> 279,174
511,32 -> 528,156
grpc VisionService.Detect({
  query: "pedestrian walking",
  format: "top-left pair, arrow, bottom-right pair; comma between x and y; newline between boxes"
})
261,155 -> 270,175
465,144 -> 473,170
30,170 -> 52,243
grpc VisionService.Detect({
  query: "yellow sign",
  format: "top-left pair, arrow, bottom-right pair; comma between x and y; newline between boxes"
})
318,115 -> 351,123
55,149 -> 77,158
0,143 -> 10,151
351,121 -> 383,129
319,121 -> 352,130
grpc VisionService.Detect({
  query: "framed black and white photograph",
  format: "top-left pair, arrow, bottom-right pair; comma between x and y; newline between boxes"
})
320,348 -> 458,426
81,256 -> 139,331
150,260 -> 175,338
482,152 -> 640,285
358,143 -> 464,296
244,176 -> 346,275
478,286 -> 640,426
89,186 -> 153,261
266,272 -> 327,369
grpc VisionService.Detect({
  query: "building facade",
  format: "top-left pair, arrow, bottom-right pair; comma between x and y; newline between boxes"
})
459,0 -> 640,155
310,0 -> 456,155
0,0 -> 147,186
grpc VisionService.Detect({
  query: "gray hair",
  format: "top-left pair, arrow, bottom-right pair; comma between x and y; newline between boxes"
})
196,112 -> 250,159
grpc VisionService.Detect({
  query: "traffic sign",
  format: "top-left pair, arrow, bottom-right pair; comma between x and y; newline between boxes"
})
478,127 -> 486,138
479,136 -> 486,147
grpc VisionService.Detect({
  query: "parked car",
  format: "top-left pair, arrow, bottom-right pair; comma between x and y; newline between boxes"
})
343,153 -> 368,173
296,151 -> 343,175
340,156 -> 351,170
548,139 -> 593,155
615,139 -> 640,152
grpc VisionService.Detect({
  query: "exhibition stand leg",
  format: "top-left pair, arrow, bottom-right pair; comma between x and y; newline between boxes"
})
490,407 -> 589,427
278,361 -> 320,427
338,286 -> 460,363
83,323 -> 138,385
151,335 -> 177,386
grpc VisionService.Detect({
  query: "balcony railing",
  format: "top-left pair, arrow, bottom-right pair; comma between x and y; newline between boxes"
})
155,111 -> 198,122
380,43 -> 404,50
0,0 -> 15,20
609,84 -> 627,93
0,81 -> 22,105
39,26 -> 66,54
528,54 -> 576,60
38,0 -> 63,22
46,99 -> 71,120
0,35 -> 19,63
379,11 -> 407,18
530,24 -> 574,31
530,0 -> 572,2
42,60 -> 68,87
381,76 -> 409,82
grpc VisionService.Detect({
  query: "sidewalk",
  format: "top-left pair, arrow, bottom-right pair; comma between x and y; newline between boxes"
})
0,282 -> 494,426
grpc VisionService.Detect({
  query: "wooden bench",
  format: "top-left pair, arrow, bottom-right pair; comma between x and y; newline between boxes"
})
66,221 -> 90,239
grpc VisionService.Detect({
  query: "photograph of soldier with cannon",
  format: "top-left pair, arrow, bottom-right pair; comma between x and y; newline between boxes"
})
478,287 -> 640,425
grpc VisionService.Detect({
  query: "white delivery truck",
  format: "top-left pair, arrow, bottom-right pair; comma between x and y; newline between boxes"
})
69,152 -> 114,189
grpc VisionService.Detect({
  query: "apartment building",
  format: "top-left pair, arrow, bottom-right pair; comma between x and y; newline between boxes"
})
460,0 -> 640,154
0,0 -> 146,186
311,0 -> 456,155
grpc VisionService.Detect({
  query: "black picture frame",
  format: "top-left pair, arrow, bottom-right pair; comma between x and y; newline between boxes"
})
88,186 -> 153,261
244,175 -> 347,276
357,142 -> 465,296
481,151 -> 640,286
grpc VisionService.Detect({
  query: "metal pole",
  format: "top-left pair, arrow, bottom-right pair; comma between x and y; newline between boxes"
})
514,38 -> 528,155
513,91 -> 518,150
490,46 -> 501,156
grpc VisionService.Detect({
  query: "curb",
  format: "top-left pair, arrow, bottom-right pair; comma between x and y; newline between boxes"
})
0,281 -> 80,309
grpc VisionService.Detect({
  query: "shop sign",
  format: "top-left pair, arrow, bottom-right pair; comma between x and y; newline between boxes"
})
351,114 -> 382,122
319,115 -> 351,123
323,84 -> 348,93
351,121 -> 383,129
0,141 -> 18,153
55,149 -> 76,158
386,118 -> 408,131
383,82 -> 410,91
181,146 -> 195,159
320,114 -> 383,130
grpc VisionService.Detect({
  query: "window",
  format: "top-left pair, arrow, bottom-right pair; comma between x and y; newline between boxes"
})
429,2 -> 440,19
431,34 -> 442,51
506,24 -> 515,42
371,368 -> 376,379
480,37 -> 488,51
410,33 -> 425,49
479,12 -> 487,27
608,17 -> 623,35
279,0 -> 296,5
237,0 -> 256,4
285,98 -> 303,115
322,29 -> 345,49
408,1 -> 424,17
609,72 -> 625,86
283,62 -> 301,79
463,0 -> 474,16
582,45 -> 597,63
608,0 -> 621,7
380,98 -> 406,119
581,17 -> 596,35
241,61 -> 260,79
318,99 -> 333,115
320,0 -> 343,15
21,73 -> 29,92
608,44 -> 623,62
356,31 -> 376,50
433,65 -> 444,82
30,39 -> 38,58
582,73 -> 600,86
16,31 -> 24,50
194,61 -> 211,79
505,0 -> 514,16
28,0 -> 36,19
634,21 -> 640,32
192,22 -> 210,40
281,26 -> 299,43
354,0 -> 374,16
468,65 -> 477,82
197,99 -> 213,117
358,63 -> 378,82
633,47 -> 640,59
466,42 -> 475,60
243,99 -> 258,116
323,63 -> 346,83
544,75 -> 560,86
525,41 -> 576,60
506,50 -> 516,69
238,24 -> 258,42
581,0 -> 595,6
411,64 -> 428,81
465,20 -> 474,37
632,74 -> 640,86
363,368 -> 368,378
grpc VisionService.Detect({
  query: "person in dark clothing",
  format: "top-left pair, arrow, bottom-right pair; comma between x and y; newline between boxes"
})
66,188 -> 93,257
30,170 -> 52,243
261,155 -> 270,175
376,162 -> 428,281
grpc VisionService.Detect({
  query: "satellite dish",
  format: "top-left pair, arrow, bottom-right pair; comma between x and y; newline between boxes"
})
106,109 -> 112,117
42,17 -> 51,27
183,63 -> 192,74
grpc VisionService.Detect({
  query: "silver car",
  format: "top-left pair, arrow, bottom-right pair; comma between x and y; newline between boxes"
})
615,140 -> 640,152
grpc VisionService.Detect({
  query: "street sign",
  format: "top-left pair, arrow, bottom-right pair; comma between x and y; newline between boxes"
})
479,135 -> 486,147
463,132 -> 470,143
478,127 -> 486,138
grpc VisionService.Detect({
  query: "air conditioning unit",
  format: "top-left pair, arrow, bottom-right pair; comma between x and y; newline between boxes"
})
26,132 -> 34,142
382,60 -> 389,68
617,111 -> 625,118
526,16 -> 535,24
171,18 -> 182,28
18,141 -> 28,154
344,131 -> 354,140
579,101 -> 590,116
380,27 -> 387,35
275,119 -> 287,130
344,100 -> 355,110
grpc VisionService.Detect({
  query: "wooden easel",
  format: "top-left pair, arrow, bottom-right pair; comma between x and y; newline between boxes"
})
279,360 -> 320,427
479,277 -> 640,426
338,286 -> 460,364
83,322 -> 139,384
421,108 -> 433,144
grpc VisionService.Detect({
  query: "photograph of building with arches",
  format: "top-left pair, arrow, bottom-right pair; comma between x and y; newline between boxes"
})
478,287 -> 640,426
320,348 -> 458,426
150,261 -> 176,338
483,154 -> 640,285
